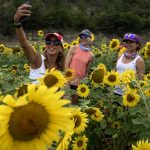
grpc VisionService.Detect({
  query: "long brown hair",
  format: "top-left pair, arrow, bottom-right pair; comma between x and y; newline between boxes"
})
44,48 -> 65,71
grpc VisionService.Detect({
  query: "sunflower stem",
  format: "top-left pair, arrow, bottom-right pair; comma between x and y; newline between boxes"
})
135,79 -> 149,114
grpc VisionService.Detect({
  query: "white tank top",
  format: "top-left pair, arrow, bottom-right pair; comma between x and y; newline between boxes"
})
114,54 -> 141,95
116,54 -> 140,74
29,55 -> 46,83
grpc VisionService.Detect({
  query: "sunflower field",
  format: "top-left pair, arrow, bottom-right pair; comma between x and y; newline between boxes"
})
0,31 -> 150,150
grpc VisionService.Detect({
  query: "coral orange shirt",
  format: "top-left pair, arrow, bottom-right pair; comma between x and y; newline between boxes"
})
69,45 -> 93,85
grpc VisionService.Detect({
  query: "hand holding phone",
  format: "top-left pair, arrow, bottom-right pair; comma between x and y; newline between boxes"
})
19,1 -> 31,23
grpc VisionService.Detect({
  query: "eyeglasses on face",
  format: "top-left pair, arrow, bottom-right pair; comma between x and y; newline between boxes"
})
45,40 -> 62,46
79,34 -> 90,39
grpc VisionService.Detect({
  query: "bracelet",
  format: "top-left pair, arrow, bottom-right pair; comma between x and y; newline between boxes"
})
14,21 -> 22,28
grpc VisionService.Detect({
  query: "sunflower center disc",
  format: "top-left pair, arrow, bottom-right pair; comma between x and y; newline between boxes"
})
74,115 -> 81,128
127,94 -> 135,102
66,71 -> 72,77
77,140 -> 83,147
9,102 -> 49,141
44,74 -> 58,88
108,75 -> 116,82
111,42 -> 117,48
81,87 -> 86,93
92,69 -> 104,83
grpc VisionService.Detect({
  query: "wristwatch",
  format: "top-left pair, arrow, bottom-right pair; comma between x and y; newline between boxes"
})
14,21 -> 22,28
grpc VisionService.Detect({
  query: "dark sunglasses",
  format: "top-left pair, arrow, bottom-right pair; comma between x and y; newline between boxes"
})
79,34 -> 90,39
45,40 -> 62,46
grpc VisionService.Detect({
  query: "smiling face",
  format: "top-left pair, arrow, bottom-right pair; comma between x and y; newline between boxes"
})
79,34 -> 92,46
45,36 -> 63,55
124,40 -> 140,52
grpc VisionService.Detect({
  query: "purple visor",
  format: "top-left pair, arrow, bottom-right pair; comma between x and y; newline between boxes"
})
123,33 -> 140,43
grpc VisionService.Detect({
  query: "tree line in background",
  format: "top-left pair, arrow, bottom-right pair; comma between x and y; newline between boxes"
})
0,0 -> 150,38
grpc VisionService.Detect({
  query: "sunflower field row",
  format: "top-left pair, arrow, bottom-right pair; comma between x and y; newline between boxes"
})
0,31 -> 150,150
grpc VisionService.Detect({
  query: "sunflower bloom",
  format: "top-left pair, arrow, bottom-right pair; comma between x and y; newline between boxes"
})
72,135 -> 88,150
24,64 -> 29,69
56,129 -> 74,150
71,40 -> 78,45
72,108 -> 88,134
90,67 -> 107,86
38,30 -> 44,37
112,121 -> 121,129
14,84 -> 28,98
109,39 -> 120,51
145,42 -> 150,50
118,47 -> 126,56
0,85 -> 74,150
63,43 -> 69,49
101,44 -> 107,50
144,88 -> 150,97
12,69 -> 16,74
123,90 -> 140,107
144,49 -> 150,58
85,107 -> 104,122
91,33 -> 95,41
39,68 -> 67,88
0,44 -> 5,52
77,84 -> 90,98
121,69 -> 136,84
132,139 -> 150,150
64,68 -> 75,81
144,73 -> 150,81
103,70 -> 120,86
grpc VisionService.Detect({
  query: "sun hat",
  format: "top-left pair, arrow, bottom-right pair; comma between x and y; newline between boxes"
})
79,29 -> 92,37
123,33 -> 141,43
45,33 -> 64,45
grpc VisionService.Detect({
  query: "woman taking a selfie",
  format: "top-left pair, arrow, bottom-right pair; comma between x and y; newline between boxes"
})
13,3 -> 65,82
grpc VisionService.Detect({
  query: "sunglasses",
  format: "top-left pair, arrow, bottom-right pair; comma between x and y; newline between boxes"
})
79,34 -> 90,39
45,40 -> 62,46
124,33 -> 140,42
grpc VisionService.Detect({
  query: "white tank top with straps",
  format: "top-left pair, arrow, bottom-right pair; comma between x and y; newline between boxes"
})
116,54 -> 141,74
114,54 -> 141,95
29,55 -> 46,83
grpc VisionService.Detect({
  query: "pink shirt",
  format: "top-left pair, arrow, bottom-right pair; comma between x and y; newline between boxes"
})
69,45 -> 93,85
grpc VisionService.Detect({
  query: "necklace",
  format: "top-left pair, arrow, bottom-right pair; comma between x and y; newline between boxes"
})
124,51 -> 137,59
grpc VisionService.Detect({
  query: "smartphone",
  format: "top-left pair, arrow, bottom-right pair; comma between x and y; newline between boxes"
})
19,1 -> 31,23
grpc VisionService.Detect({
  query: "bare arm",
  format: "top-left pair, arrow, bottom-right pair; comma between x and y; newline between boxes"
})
65,45 -> 76,70
14,4 -> 41,69
136,57 -> 145,80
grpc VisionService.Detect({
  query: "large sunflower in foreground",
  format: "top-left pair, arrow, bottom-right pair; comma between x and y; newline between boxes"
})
132,139 -> 150,150
72,135 -> 88,150
0,84 -> 73,150
72,108 -> 88,134
77,84 -> 90,98
39,68 -> 67,88
85,107 -> 104,122
123,89 -> 140,107
103,70 -> 120,86
109,39 -> 120,51
64,68 -> 75,81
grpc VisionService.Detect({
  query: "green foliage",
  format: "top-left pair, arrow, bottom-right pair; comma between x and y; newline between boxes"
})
0,0 -> 150,36
0,51 -> 30,95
